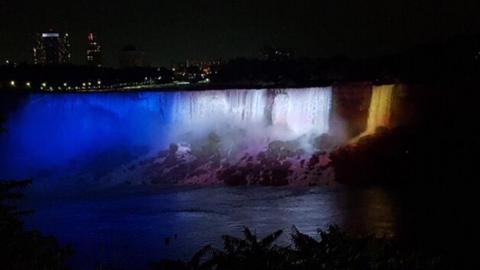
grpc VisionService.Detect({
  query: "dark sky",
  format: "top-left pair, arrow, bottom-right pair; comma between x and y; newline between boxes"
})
1,0 -> 479,67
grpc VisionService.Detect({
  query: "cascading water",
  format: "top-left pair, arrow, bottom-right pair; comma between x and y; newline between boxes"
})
271,87 -> 332,136
363,85 -> 394,135
0,87 -> 334,188
0,92 -> 176,180
171,89 -> 268,127
170,87 -> 332,137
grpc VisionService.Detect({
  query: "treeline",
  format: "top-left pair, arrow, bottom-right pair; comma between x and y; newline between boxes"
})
2,34 -> 480,91
151,226 -> 444,270
0,180 -> 72,269
212,34 -> 480,86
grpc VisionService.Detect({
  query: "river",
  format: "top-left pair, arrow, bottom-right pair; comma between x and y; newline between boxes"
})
21,185 -> 401,269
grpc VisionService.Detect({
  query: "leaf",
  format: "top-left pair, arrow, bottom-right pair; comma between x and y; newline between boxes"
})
222,235 -> 243,254
242,226 -> 257,244
260,229 -> 283,248
189,245 -> 222,268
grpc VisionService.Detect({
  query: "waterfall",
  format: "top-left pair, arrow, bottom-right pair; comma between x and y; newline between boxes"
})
0,87 -> 333,180
171,89 -> 267,126
0,92 -> 176,179
170,87 -> 332,136
272,87 -> 332,136
363,85 -> 394,135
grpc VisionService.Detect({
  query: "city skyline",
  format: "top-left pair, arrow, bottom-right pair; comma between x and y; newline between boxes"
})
86,32 -> 102,67
1,0 -> 480,67
33,30 -> 71,65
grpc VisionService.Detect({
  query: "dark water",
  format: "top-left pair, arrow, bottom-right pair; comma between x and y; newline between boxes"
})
21,185 -> 401,269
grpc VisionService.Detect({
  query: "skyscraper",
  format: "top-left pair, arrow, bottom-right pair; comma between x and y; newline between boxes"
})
86,33 -> 102,66
118,45 -> 146,67
33,30 -> 71,65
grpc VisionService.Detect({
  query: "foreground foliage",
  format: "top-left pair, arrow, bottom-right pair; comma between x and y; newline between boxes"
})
0,180 -> 72,269
151,226 -> 442,270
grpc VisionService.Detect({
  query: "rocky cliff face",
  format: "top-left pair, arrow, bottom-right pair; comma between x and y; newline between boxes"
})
102,131 -> 339,187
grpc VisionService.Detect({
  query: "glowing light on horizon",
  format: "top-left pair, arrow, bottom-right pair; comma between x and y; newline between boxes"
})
41,33 -> 60,38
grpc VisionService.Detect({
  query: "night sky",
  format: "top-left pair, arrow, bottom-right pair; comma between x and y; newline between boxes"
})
1,0 -> 480,67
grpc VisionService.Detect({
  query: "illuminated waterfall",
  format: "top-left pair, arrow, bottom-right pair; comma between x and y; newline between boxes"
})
272,87 -> 332,136
169,87 -> 332,137
0,87 -> 333,180
363,85 -> 394,135
171,89 -> 267,126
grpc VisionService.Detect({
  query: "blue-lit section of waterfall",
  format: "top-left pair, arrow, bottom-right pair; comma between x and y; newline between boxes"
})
0,87 -> 332,186
0,92 -> 176,180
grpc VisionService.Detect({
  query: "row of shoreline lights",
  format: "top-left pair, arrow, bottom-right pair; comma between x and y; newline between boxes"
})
40,81 -> 102,91
7,79 -> 167,90
9,80 -> 30,88
7,80 -> 103,90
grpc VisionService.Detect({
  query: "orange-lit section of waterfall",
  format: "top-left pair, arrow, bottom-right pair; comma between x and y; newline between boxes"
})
364,84 -> 394,135
349,84 -> 394,144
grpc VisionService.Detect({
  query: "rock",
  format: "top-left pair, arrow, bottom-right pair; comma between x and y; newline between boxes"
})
313,133 -> 336,151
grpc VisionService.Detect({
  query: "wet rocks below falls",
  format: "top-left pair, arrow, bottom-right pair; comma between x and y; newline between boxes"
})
217,141 -> 332,186
107,132 -> 338,187
121,133 -> 337,187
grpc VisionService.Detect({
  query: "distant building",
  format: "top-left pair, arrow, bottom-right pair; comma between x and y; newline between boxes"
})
33,30 -> 71,65
118,45 -> 146,67
86,33 -> 102,66
172,59 -> 222,81
185,59 -> 222,69
262,47 -> 295,61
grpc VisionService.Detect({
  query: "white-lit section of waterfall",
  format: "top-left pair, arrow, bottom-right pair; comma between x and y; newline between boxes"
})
169,87 -> 332,138
272,87 -> 332,136
171,89 -> 267,126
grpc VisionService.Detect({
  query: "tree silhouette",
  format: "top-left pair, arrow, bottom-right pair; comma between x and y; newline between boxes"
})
151,226 -> 443,270
0,116 -> 72,269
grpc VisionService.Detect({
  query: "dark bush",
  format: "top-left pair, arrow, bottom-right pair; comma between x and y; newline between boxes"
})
151,226 -> 442,270
0,180 -> 72,269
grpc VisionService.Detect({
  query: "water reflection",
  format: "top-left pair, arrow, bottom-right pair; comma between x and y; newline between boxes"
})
335,187 -> 399,237
21,186 -> 399,269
